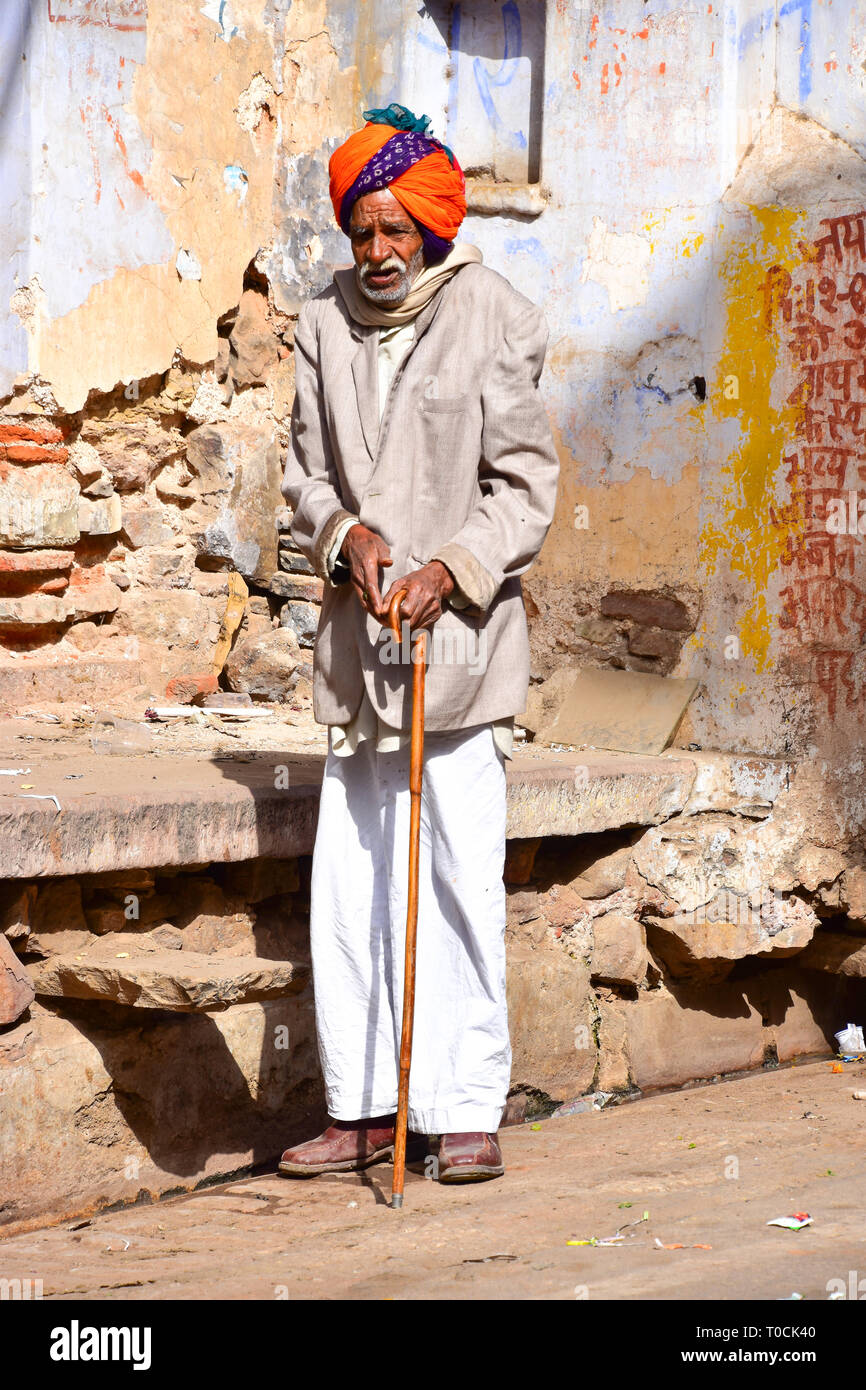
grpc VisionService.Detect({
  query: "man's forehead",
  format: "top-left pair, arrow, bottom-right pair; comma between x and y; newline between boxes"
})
350,189 -> 413,226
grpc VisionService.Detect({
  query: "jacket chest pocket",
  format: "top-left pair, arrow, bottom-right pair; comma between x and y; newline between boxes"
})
416,394 -> 471,468
412,395 -> 478,541
419,393 -> 469,414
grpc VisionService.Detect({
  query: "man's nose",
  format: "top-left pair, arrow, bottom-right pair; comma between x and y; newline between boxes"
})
368,232 -> 391,263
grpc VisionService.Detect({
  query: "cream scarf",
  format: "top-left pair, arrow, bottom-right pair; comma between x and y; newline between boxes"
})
334,243 -> 483,326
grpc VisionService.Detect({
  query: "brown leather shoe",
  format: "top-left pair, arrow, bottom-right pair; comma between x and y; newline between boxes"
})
437,1131 -> 504,1183
278,1117 -> 426,1177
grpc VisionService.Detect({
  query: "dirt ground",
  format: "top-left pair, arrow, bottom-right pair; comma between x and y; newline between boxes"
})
2,1059 -> 864,1302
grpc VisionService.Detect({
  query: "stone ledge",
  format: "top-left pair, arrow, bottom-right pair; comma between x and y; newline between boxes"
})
0,747 -> 791,878
31,949 -> 308,1011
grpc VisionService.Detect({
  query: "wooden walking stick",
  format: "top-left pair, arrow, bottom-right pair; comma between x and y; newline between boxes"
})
387,588 -> 427,1210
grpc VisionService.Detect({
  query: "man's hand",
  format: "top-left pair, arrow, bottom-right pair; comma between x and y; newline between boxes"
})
341,523 -> 392,618
382,561 -> 455,631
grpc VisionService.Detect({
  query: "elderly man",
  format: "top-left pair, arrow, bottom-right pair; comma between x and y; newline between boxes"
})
279,104 -> 559,1184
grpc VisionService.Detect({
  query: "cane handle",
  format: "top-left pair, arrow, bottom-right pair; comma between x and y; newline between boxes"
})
387,588 -> 408,641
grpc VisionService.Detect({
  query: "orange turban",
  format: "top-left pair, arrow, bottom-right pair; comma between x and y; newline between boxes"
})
329,105 -> 466,260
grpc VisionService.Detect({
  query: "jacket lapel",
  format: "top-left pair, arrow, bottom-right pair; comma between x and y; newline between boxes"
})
350,325 -> 379,461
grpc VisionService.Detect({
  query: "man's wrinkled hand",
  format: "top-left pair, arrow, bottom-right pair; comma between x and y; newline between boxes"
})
382,561 -> 455,631
341,523 -> 392,619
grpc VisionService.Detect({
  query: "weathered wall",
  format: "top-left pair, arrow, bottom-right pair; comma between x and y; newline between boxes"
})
4,3 -> 866,789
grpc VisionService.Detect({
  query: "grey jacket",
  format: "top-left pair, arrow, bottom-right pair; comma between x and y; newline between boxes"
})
281,260 -> 560,733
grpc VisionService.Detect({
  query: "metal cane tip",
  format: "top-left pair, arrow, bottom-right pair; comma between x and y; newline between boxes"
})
390,1193 -> 404,1209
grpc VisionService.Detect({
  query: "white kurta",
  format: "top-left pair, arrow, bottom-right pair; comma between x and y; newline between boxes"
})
308,318 -> 512,1134
310,723 -> 511,1134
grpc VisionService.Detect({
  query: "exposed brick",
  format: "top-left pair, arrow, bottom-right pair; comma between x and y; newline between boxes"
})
165,672 -> 220,704
627,626 -> 682,659
0,550 -> 74,573
36,575 -> 70,595
1,443 -> 69,464
0,423 -> 65,444
600,590 -> 692,631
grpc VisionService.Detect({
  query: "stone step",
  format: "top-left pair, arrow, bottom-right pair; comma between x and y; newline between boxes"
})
0,746 -> 793,879
30,948 -> 309,1011
0,655 -> 145,705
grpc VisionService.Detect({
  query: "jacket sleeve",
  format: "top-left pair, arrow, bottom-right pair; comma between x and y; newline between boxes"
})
281,299 -> 358,582
431,300 -> 560,611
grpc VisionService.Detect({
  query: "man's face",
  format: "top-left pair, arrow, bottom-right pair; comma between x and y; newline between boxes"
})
350,188 -> 424,304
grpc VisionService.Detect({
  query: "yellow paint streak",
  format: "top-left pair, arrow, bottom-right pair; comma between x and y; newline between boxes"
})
700,206 -> 805,671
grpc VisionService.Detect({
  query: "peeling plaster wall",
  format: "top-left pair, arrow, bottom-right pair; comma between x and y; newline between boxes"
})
4,0 -> 287,410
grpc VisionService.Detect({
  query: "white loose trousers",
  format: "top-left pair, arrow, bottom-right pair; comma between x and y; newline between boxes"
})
309,723 -> 511,1134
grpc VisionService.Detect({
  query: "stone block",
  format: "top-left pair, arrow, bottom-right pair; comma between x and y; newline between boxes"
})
121,501 -> 176,549
28,879 -> 91,958
646,891 -> 817,983
678,752 -> 792,817
576,616 -> 619,645
225,628 -> 301,701
0,463 -> 80,546
841,866 -> 866,926
0,884 -> 36,942
267,573 -> 324,602
0,654 -> 147,706
570,844 -> 633,899
504,838 -> 541,885
0,994 -> 320,1233
115,588 -> 222,676
186,423 -> 282,584
506,941 -> 596,1098
66,568 -> 121,618
632,813 -> 804,914
540,884 -> 587,933
81,419 -> 181,493
0,595 -> 70,628
595,995 -> 631,1091
627,627 -> 682,660
591,912 -> 647,987
279,600 -> 319,646
505,751 -> 695,839
621,980 -> 765,1091
228,289 -> 279,387
519,666 -> 578,736
0,935 -> 35,1025
278,548 -> 315,575
78,493 -> 122,536
759,966 -> 850,1062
